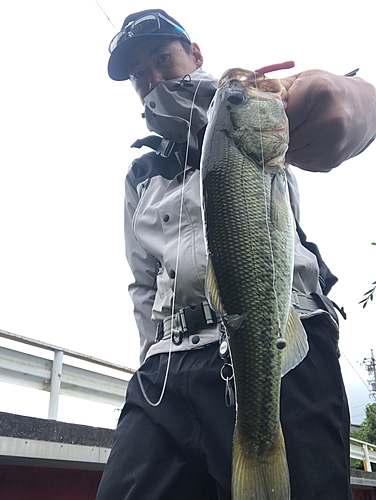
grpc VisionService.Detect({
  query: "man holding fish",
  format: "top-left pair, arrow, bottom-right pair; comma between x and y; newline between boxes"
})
96,9 -> 376,500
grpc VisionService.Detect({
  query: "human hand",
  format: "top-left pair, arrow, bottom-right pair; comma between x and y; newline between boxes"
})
280,69 -> 376,172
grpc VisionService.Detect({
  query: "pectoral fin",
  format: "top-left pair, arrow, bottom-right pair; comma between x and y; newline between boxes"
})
224,312 -> 249,331
281,302 -> 309,377
271,173 -> 288,229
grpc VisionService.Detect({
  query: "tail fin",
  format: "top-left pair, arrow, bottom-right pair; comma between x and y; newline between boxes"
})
232,424 -> 290,500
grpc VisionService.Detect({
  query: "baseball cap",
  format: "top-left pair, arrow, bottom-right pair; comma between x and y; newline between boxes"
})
108,9 -> 191,81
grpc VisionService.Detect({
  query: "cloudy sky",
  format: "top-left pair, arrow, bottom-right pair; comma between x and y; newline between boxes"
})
0,0 -> 375,428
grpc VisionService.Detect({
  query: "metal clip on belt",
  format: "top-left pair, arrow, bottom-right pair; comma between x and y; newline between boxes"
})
156,301 -> 220,345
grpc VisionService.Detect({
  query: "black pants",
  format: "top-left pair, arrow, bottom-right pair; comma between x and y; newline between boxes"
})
95,316 -> 353,500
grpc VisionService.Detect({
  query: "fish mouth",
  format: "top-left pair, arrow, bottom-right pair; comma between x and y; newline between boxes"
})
219,68 -> 262,87
219,67 -> 284,94
219,68 -> 288,111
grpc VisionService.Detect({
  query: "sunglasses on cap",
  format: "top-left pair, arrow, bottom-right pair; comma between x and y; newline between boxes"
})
109,13 -> 191,54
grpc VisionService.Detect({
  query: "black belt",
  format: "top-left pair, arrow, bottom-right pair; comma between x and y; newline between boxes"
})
156,301 -> 221,346
291,291 -> 318,314
156,293 -> 342,346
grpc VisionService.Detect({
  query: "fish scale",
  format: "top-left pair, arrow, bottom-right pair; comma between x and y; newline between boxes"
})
205,140 -> 287,441
201,68 -> 308,499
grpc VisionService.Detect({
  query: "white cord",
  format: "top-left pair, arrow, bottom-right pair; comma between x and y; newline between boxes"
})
254,73 -> 282,334
137,73 -> 209,406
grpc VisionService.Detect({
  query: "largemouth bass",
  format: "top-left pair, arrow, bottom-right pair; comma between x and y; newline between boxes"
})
201,68 -> 309,500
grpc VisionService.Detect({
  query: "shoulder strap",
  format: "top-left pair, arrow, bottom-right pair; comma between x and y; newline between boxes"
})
131,127 -> 206,170
131,136 -> 176,158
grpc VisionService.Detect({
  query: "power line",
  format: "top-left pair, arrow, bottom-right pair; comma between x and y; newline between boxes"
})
352,413 -> 368,419
341,351 -> 370,390
351,401 -> 371,410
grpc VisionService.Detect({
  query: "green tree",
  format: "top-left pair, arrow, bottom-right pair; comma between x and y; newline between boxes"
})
350,403 -> 376,471
359,243 -> 376,308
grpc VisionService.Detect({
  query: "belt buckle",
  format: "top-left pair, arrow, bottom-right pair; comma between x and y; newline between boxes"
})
180,303 -> 207,335
156,301 -> 218,344
156,138 -> 175,158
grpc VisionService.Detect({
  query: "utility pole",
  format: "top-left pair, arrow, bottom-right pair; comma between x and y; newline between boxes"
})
363,349 -> 376,400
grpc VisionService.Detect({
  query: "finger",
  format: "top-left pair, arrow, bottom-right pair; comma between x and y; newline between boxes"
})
286,138 -> 326,171
279,73 -> 301,92
286,148 -> 333,172
284,78 -> 317,133
286,123 -> 335,172
287,121 -> 317,153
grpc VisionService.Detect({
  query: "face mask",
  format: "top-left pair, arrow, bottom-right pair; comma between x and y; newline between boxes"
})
143,68 -> 218,148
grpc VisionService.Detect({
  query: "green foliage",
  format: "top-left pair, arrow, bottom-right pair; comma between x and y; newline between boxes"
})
351,403 -> 376,471
350,457 -> 364,470
359,282 -> 376,308
359,243 -> 376,308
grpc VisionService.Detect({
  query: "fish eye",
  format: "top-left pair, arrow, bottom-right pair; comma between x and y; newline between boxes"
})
228,92 -> 244,105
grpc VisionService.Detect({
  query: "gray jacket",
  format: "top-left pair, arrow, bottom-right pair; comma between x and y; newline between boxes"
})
125,147 -> 324,363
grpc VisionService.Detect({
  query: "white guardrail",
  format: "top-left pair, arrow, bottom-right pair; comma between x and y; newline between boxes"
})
350,437 -> 376,472
0,328 -> 135,420
1,327 -> 376,472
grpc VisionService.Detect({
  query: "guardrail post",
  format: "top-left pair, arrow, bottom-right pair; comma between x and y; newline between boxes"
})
363,443 -> 372,472
48,350 -> 63,420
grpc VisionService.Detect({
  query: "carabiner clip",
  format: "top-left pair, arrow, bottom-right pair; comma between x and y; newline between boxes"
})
172,329 -> 183,346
